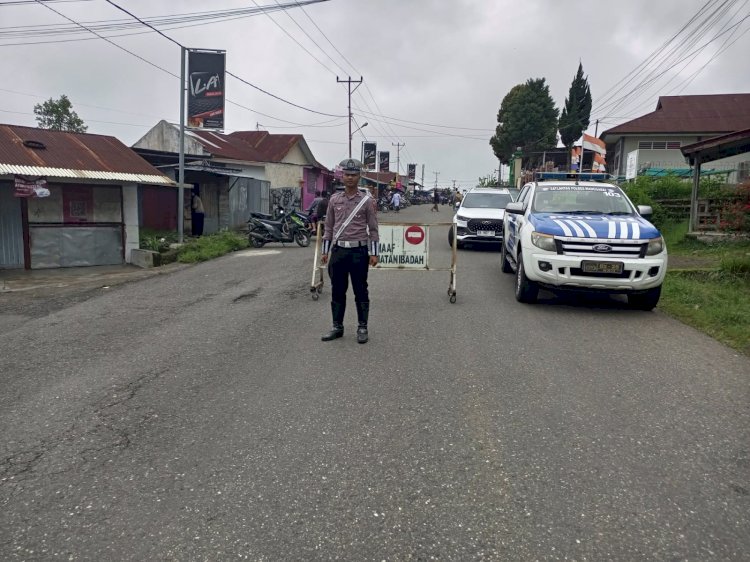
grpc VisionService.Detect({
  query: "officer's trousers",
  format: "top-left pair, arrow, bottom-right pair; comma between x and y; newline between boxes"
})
328,246 -> 369,320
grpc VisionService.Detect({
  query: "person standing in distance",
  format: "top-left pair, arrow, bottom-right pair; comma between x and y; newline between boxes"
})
321,159 -> 379,344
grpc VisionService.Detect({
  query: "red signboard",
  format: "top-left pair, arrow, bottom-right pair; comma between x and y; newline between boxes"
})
14,177 -> 46,198
405,225 -> 425,245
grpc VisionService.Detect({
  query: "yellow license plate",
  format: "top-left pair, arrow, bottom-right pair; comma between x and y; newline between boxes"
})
581,261 -> 623,274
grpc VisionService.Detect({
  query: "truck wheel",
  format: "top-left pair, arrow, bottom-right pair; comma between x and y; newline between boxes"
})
500,238 -> 513,273
628,286 -> 661,310
514,251 -> 538,303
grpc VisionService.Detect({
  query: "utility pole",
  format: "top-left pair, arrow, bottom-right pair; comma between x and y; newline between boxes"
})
337,76 -> 363,158
178,46 -> 186,244
421,164 -> 425,192
392,142 -> 405,187
434,171 -> 440,191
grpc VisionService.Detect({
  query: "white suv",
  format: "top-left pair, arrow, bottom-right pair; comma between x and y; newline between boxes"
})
501,174 -> 668,310
450,187 -> 515,248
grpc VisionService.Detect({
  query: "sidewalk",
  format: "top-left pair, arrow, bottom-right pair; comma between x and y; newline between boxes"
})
0,262 -> 188,294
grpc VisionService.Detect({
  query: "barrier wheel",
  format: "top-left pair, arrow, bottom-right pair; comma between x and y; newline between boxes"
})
450,294 -> 457,304
311,291 -> 319,301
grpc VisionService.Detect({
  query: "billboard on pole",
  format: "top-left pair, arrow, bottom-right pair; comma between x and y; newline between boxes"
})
362,142 -> 377,170
187,50 -> 226,129
379,151 -> 390,172
408,163 -> 416,180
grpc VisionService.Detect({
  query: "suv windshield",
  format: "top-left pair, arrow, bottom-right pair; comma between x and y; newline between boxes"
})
532,185 -> 634,214
462,192 -> 513,209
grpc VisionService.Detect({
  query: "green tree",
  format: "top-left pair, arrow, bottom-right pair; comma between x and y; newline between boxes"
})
558,63 -> 592,155
33,94 -> 87,133
490,78 -> 558,164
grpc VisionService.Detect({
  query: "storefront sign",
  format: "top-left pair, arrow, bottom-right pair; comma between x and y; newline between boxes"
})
14,177 -> 49,198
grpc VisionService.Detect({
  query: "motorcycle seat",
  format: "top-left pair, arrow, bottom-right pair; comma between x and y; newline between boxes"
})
249,212 -> 275,220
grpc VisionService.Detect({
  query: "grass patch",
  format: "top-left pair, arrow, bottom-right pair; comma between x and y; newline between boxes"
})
177,230 -> 249,263
659,270 -> 750,355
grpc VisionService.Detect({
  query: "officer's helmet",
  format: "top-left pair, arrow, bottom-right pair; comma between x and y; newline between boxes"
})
339,158 -> 363,173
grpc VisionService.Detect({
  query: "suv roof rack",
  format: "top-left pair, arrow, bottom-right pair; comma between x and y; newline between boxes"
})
534,172 -> 611,183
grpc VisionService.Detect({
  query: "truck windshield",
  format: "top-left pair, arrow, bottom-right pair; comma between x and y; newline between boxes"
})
532,186 -> 634,214
462,193 -> 513,209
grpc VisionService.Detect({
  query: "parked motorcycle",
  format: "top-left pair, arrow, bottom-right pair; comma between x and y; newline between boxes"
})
247,212 -> 310,248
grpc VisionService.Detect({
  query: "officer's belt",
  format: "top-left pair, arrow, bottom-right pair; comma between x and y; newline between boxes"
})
335,240 -> 368,248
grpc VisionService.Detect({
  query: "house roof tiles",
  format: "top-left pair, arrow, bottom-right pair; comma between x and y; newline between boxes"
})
600,94 -> 750,140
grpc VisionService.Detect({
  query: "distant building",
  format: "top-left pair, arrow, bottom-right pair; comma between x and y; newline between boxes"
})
600,94 -> 750,182
133,121 -> 332,233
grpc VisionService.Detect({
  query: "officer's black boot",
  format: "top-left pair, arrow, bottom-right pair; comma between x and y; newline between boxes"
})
356,301 -> 369,344
322,301 -> 345,341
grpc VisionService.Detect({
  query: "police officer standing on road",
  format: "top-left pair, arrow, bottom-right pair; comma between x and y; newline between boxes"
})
321,159 -> 379,344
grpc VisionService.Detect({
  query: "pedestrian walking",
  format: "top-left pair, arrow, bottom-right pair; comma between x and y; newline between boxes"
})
321,158 -> 379,344
431,188 -> 440,212
307,191 -> 324,233
392,190 -> 401,213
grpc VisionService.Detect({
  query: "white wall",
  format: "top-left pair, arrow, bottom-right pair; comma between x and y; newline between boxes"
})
122,184 -> 139,263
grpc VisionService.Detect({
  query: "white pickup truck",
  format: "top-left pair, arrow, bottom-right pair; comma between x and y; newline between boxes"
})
501,173 -> 668,310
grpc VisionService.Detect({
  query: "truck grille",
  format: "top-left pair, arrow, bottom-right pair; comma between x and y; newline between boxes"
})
468,219 -> 503,233
556,239 -> 646,258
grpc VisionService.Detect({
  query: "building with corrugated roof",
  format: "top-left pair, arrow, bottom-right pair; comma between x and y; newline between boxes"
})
133,121 -> 332,232
0,124 -> 173,269
600,94 -> 750,182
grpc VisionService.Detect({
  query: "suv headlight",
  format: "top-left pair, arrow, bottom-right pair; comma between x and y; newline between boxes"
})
531,232 -> 556,252
456,214 -> 469,222
646,236 -> 665,256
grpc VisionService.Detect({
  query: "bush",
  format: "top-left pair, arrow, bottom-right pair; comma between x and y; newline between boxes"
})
140,228 -> 178,252
719,181 -> 750,233
177,230 -> 249,263
621,181 -> 668,229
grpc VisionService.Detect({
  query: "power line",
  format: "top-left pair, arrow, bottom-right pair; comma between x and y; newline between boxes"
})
99,0 -> 346,119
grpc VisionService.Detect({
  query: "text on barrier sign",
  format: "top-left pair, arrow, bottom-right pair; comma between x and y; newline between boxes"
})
377,224 -> 429,269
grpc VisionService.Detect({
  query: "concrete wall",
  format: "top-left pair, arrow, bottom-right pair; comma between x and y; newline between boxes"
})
612,135 -> 750,182
132,120 -> 208,156
266,162 -> 304,190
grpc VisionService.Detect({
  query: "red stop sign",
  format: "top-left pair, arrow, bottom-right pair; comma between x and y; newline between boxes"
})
404,225 -> 425,245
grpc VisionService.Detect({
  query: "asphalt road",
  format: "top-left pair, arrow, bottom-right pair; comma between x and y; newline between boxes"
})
1,203 -> 748,560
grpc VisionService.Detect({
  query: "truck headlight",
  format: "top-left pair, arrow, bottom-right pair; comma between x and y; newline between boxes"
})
531,232 -> 556,252
646,236 -> 665,256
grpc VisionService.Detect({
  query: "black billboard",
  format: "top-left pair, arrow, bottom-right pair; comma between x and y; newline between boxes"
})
362,142 -> 377,170
408,163 -> 416,180
187,50 -> 226,129
378,151 -> 390,172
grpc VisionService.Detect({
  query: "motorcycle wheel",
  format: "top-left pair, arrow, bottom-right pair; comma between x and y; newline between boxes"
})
295,229 -> 311,247
248,229 -> 266,248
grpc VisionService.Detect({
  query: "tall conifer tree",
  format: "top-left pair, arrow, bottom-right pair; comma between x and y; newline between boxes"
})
558,63 -> 592,156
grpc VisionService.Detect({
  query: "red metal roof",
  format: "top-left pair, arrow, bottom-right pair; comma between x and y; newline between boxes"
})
187,129 -> 320,167
600,94 -> 750,140
0,124 -> 168,178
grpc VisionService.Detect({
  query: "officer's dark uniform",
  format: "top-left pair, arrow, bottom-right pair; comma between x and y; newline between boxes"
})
321,159 -> 379,344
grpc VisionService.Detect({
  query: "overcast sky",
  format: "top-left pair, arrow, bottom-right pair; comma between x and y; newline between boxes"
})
2,0 -> 749,189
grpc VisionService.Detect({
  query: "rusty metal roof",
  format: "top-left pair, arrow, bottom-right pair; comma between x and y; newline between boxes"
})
600,94 -> 750,141
0,124 -> 173,185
